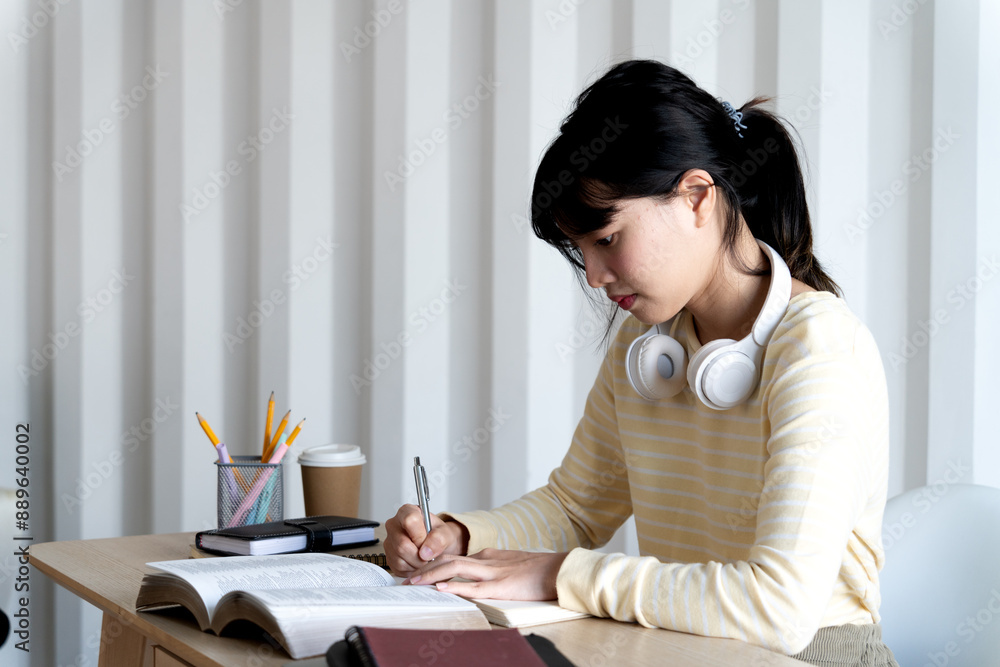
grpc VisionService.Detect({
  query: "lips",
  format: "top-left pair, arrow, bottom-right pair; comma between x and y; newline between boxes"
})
610,294 -> 637,310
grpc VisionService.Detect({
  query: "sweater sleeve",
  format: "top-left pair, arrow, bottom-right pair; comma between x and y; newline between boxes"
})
442,348 -> 633,555
554,323 -> 888,655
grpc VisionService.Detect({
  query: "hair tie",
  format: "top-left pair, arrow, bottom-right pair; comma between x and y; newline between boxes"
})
721,101 -> 747,138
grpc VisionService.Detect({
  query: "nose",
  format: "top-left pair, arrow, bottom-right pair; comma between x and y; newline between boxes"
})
583,249 -> 614,288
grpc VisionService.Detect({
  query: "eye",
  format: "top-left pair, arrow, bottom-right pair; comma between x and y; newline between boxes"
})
595,234 -> 615,247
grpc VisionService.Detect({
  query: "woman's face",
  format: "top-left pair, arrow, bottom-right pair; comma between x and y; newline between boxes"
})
574,190 -> 721,326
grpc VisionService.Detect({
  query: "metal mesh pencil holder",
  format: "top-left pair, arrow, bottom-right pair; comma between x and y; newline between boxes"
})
216,455 -> 284,529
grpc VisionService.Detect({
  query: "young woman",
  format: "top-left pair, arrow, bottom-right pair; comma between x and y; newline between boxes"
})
385,60 -> 899,666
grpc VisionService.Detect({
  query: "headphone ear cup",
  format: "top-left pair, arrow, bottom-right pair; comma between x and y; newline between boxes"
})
687,339 -> 757,410
626,334 -> 687,400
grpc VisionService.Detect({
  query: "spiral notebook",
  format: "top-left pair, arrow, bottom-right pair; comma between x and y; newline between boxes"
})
190,541 -> 389,569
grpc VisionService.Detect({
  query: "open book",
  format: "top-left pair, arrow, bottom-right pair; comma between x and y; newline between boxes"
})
470,597 -> 589,628
135,553 -> 490,659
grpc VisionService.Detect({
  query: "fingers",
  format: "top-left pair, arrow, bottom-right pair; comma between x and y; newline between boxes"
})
384,504 -> 427,576
406,554 -> 493,587
399,503 -> 431,543
430,579 -> 492,598
418,519 -> 461,562
384,505 -> 464,575
404,550 -> 568,601
404,555 -> 526,600
402,511 -> 462,562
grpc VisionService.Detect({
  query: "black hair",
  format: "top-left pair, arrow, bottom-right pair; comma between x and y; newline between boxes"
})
530,59 -> 840,341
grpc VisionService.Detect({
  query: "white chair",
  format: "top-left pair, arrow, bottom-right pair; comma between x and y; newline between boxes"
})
879,483 -> 1000,666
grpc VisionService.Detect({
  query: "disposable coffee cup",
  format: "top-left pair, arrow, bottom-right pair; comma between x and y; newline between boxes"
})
298,444 -> 366,518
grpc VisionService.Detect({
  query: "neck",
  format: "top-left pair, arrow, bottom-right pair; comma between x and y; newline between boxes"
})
687,233 -> 770,344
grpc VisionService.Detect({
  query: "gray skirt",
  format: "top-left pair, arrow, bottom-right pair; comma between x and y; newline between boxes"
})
791,623 -> 900,667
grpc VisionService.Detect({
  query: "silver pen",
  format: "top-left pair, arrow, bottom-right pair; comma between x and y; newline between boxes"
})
413,456 -> 432,533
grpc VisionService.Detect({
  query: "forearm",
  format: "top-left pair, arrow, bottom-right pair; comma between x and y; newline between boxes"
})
440,484 -> 595,554
555,544 -> 841,655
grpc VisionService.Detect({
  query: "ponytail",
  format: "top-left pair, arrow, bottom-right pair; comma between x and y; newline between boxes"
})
731,98 -> 841,295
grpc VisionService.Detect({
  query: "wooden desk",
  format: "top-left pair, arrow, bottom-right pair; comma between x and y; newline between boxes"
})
30,533 -> 804,666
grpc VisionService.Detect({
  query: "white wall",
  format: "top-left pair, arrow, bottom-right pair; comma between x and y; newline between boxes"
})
2,0 -> 997,664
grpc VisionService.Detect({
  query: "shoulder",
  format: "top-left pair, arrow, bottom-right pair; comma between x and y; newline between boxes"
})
764,291 -> 885,392
762,294 -> 889,460
769,291 -> 874,360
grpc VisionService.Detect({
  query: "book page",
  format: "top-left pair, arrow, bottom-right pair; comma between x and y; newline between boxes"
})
246,585 -> 479,609
146,553 -> 394,617
471,598 -> 589,627
222,586 -> 490,659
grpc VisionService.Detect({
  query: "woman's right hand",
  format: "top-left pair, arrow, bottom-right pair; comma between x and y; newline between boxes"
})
383,504 -> 469,577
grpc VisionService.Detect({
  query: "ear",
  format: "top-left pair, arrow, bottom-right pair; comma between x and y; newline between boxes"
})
676,169 -> 717,229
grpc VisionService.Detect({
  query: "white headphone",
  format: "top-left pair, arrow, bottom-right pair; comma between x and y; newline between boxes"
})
625,240 -> 791,410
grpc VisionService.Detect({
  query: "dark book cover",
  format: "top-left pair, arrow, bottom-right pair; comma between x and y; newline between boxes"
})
195,515 -> 379,555
329,626 -> 576,667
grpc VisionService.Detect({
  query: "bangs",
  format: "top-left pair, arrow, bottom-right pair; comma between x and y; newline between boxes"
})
531,173 -> 628,269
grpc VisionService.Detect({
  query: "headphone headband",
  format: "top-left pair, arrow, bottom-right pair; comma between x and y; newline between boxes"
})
751,240 -> 792,346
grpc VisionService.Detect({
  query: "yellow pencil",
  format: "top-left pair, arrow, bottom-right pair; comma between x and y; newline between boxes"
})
284,418 -> 306,447
264,410 -> 291,462
196,412 -> 221,447
262,391 -> 275,460
198,412 -> 251,492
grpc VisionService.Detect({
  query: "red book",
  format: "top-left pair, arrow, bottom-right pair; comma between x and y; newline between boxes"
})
343,625 -> 549,667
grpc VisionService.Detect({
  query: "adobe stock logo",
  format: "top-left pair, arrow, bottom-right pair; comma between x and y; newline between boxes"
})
670,0 -> 750,68
349,279 -> 467,393
401,407 -> 512,507
18,268 -> 135,384
886,255 -> 998,372
7,0 -> 72,55
877,0 -> 929,40
214,0 -> 244,20
180,107 -> 294,224
60,397 -> 180,514
223,236 -> 338,352
52,65 -> 168,182
554,309 -> 607,362
383,75 -> 500,193
845,127 -> 959,243
340,1 -> 408,63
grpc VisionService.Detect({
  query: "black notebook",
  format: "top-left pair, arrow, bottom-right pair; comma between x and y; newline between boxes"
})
195,515 -> 379,556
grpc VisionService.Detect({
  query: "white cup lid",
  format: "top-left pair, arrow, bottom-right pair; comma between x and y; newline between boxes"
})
298,444 -> 366,467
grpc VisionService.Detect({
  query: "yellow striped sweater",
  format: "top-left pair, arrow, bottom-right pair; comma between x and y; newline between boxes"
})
448,292 -> 890,654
